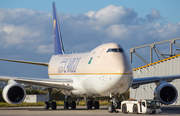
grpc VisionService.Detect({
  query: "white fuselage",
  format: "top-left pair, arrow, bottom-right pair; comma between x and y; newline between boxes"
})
48,43 -> 133,97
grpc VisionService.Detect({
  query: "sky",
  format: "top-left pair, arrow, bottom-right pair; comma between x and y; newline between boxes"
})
0,0 -> 180,79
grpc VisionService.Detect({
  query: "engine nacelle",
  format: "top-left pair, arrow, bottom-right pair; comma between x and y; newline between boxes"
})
154,83 -> 178,105
2,83 -> 26,105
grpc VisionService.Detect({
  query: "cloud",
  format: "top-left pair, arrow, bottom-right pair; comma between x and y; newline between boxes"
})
0,5 -> 180,56
36,44 -> 53,53
2,24 -> 30,45
1,5 -> 180,78
158,22 -> 180,38
85,5 -> 138,26
146,9 -> 161,22
106,25 -> 130,39
0,8 -> 53,50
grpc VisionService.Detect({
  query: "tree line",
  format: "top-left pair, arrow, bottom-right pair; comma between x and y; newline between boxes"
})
0,89 -> 129,102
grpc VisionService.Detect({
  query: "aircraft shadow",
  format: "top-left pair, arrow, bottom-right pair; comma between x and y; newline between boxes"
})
1,106 -> 180,114
161,107 -> 180,114
0,106 -> 108,111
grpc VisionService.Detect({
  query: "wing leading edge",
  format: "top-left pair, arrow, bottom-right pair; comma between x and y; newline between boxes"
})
132,75 -> 180,88
0,58 -> 48,66
0,76 -> 73,91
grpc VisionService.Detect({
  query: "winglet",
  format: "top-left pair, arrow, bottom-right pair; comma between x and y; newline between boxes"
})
52,2 -> 65,55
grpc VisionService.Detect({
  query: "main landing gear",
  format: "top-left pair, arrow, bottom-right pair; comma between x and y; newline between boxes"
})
43,90 -> 100,110
44,101 -> 57,110
87,98 -> 100,109
64,96 -> 100,110
108,93 -> 121,113
44,88 -> 57,110
64,96 -> 76,109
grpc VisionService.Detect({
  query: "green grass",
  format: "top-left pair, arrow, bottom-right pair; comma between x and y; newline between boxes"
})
0,89 -> 129,107
0,100 -> 110,107
0,102 -> 45,107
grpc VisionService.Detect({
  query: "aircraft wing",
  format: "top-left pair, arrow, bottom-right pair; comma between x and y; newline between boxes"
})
0,76 -> 73,91
132,75 -> 180,88
0,59 -> 73,90
0,58 -> 48,66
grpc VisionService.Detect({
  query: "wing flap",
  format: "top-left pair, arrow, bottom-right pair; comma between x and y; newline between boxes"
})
132,75 -> 180,88
0,76 -> 73,91
0,58 -> 48,66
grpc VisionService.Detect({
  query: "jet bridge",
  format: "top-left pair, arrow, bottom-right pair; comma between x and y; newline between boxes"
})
130,38 -> 180,105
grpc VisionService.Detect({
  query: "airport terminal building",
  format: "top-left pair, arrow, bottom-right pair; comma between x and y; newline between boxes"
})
130,38 -> 180,105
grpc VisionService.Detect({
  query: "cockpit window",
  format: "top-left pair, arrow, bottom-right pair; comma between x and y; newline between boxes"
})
107,48 -> 124,53
118,48 -> 124,52
107,49 -> 118,52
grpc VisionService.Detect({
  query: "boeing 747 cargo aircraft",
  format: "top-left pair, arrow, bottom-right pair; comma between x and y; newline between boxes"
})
0,2 -> 180,113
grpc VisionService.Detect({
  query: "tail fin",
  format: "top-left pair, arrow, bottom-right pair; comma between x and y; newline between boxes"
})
52,2 -> 65,55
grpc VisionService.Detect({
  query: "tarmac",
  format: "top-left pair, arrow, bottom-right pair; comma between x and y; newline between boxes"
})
0,105 -> 180,116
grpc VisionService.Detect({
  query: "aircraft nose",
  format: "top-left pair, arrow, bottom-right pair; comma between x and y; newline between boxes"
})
114,52 -> 132,74
115,65 -> 132,74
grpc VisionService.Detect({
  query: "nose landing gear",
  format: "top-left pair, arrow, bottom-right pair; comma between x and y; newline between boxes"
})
108,93 -> 121,113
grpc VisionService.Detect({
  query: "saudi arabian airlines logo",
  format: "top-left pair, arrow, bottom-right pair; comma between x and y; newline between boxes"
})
58,57 -> 81,73
53,19 -> 56,31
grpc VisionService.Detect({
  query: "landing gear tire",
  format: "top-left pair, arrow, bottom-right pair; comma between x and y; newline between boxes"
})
94,101 -> 99,109
87,101 -> 93,109
122,104 -> 127,114
118,101 -> 121,109
108,104 -> 114,113
133,104 -> 138,114
64,101 -> 69,109
114,101 -> 121,113
52,102 -> 57,110
71,101 -> 76,109
44,102 -> 49,110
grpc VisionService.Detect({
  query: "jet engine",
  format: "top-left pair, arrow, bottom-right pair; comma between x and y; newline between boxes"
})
154,82 -> 178,105
2,83 -> 26,105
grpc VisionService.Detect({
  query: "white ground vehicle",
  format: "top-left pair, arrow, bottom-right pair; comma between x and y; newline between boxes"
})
121,99 -> 162,114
